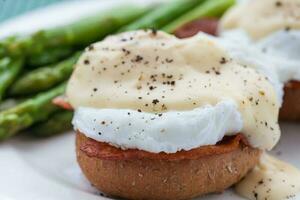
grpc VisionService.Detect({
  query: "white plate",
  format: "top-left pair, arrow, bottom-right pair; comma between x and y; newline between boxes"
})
1,123 -> 299,200
0,1 -> 299,199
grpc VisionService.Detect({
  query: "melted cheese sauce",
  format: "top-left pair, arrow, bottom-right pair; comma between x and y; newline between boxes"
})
236,153 -> 300,200
67,30 -> 280,151
220,0 -> 300,40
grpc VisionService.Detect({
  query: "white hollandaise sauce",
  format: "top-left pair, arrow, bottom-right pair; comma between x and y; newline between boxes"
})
204,30 -> 284,104
219,0 -> 300,84
213,29 -> 300,103
257,30 -> 300,83
67,30 -> 280,153
220,0 -> 300,40
236,153 -> 300,200
219,0 -> 300,83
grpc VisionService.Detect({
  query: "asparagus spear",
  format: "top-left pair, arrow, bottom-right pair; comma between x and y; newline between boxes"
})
0,98 -> 23,112
0,4 -> 152,67
0,36 -> 16,56
162,0 -> 235,33
27,46 -> 74,67
9,52 -> 81,96
0,57 -> 24,101
0,82 -> 65,140
29,110 -> 73,137
119,0 -> 204,32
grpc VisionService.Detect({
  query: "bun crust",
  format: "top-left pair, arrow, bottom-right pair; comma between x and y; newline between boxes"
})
280,81 -> 300,121
76,132 -> 260,200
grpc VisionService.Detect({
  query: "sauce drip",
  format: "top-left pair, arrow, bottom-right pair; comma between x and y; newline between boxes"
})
236,153 -> 300,200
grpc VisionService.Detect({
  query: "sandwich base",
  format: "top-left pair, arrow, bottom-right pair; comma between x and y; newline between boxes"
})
76,132 -> 260,200
280,81 -> 300,121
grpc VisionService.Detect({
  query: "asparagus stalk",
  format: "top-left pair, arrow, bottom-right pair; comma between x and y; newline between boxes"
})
0,4 -> 152,67
0,36 -> 16,56
119,0 -> 204,32
0,83 -> 65,140
0,37 -> 74,67
162,0 -> 235,33
0,57 -> 24,101
9,52 -> 81,96
0,98 -> 24,112
29,110 -> 73,137
27,46 -> 74,67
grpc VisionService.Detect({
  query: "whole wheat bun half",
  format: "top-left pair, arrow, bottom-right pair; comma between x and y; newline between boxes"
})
280,81 -> 300,121
76,132 -> 260,200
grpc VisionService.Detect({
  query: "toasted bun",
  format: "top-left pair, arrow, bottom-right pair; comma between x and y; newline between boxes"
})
76,132 -> 260,200
280,81 -> 300,121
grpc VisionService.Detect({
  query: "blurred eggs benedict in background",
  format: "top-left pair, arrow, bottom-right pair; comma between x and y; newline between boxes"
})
219,0 -> 300,120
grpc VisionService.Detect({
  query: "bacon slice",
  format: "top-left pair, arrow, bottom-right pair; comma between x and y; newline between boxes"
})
52,96 -> 73,110
174,18 -> 219,38
78,133 -> 252,161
